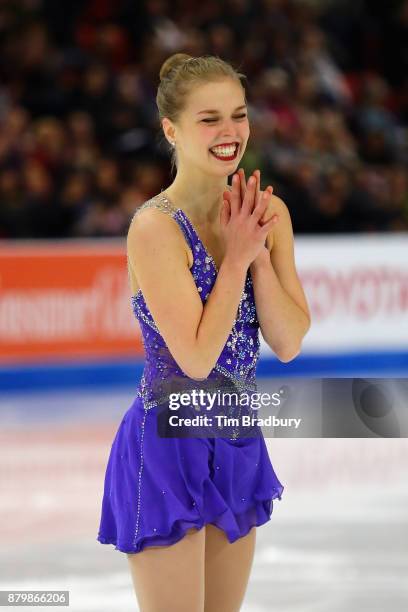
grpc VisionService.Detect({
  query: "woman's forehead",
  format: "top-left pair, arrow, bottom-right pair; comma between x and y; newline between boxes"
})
187,80 -> 245,113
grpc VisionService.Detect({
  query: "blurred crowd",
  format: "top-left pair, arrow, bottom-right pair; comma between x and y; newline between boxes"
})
0,0 -> 408,238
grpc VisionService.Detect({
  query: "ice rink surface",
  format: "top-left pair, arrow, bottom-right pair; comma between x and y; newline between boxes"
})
0,384 -> 407,612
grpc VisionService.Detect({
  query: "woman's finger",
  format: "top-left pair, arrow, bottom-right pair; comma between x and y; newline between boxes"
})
241,174 -> 257,216
251,189 -> 269,223
262,213 -> 279,225
221,198 -> 231,226
238,168 -> 246,203
254,169 -> 261,213
229,173 -> 240,217
258,207 -> 278,233
258,185 -> 275,225
259,215 -> 278,236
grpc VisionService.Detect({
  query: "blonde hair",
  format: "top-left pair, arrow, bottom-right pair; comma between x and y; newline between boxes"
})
156,53 -> 247,174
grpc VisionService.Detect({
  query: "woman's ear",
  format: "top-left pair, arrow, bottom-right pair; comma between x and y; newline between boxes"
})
162,118 -> 176,146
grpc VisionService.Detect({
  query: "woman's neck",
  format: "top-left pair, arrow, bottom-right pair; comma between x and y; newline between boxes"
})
165,173 -> 229,226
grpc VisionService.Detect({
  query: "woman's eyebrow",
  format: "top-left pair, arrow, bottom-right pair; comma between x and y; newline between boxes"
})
196,105 -> 247,115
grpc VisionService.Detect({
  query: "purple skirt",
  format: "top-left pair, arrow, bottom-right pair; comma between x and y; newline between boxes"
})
97,395 -> 284,554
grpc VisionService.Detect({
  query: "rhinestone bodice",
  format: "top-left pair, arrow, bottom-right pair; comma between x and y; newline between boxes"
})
128,192 -> 260,409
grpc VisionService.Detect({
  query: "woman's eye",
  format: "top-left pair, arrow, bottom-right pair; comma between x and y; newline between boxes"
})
202,114 -> 247,123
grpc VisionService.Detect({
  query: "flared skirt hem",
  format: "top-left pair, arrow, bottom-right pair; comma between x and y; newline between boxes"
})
97,488 -> 283,554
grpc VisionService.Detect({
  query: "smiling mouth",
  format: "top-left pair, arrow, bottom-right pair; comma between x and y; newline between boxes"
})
209,143 -> 239,161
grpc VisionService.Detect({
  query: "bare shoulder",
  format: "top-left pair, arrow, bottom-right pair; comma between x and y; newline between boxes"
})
256,191 -> 291,251
261,191 -> 289,217
127,198 -> 191,268
128,198 -> 179,244
269,193 -> 288,212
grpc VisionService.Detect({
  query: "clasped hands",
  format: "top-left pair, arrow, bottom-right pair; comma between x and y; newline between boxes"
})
222,168 -> 279,265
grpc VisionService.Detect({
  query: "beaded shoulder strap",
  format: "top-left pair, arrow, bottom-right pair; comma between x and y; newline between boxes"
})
131,192 -> 178,223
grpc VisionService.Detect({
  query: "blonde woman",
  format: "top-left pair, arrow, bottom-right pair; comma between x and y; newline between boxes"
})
97,53 -> 311,611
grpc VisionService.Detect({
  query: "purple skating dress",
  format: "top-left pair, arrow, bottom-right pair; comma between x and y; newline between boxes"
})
97,192 -> 284,554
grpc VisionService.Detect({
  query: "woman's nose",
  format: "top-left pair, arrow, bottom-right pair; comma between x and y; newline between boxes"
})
219,121 -> 237,138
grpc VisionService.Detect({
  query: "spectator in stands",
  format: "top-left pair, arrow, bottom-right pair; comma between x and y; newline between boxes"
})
0,0 -> 407,238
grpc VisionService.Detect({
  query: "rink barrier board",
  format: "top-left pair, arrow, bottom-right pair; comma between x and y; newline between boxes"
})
1,234 -> 408,362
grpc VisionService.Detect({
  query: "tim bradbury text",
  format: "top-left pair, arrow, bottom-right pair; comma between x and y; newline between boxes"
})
168,390 -> 283,410
167,414 -> 302,429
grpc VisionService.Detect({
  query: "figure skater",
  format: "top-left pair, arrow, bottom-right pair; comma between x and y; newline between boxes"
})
97,53 -> 311,611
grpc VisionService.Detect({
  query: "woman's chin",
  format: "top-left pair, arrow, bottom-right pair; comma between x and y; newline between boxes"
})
209,162 -> 240,177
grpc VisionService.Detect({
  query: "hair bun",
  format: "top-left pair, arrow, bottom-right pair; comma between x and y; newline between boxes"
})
159,53 -> 193,81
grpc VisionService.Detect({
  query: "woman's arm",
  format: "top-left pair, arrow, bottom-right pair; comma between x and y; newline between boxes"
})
224,171 -> 311,362
128,208 -> 247,380
250,195 -> 311,361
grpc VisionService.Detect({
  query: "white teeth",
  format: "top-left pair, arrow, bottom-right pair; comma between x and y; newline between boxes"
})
210,144 -> 238,157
